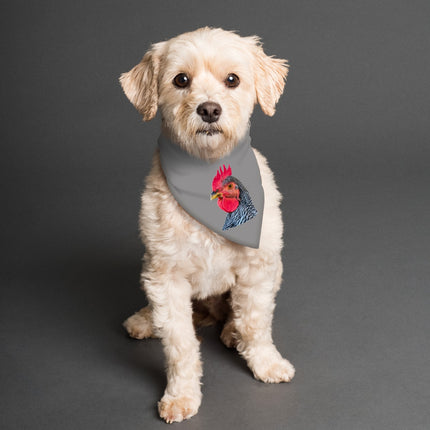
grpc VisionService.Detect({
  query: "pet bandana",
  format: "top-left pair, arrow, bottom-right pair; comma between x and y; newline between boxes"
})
158,132 -> 264,248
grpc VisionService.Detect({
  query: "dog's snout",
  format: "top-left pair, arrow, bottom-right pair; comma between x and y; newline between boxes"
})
196,102 -> 222,123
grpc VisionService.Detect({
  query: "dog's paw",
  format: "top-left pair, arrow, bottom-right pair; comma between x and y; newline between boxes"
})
122,307 -> 154,339
252,356 -> 295,383
220,321 -> 237,349
158,395 -> 200,424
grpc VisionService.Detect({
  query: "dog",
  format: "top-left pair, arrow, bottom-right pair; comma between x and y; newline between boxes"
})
120,27 -> 294,423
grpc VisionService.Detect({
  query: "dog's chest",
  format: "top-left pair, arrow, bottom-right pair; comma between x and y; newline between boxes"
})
187,247 -> 237,299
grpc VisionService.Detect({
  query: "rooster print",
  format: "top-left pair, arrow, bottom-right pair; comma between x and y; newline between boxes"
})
210,164 -> 258,230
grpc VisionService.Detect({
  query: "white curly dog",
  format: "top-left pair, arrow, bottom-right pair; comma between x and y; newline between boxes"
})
120,27 -> 295,423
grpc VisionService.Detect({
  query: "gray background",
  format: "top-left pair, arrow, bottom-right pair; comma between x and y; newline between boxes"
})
1,1 -> 429,429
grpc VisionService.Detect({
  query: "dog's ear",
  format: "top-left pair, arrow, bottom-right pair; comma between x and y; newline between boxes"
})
119,42 -> 165,121
249,37 -> 289,116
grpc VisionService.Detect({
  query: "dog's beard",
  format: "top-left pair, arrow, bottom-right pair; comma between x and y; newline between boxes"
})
161,111 -> 242,160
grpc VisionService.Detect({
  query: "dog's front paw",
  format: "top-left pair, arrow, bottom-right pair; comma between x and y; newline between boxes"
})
250,352 -> 295,383
158,395 -> 200,424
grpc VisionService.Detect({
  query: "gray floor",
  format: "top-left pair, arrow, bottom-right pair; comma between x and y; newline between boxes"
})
2,0 -> 430,428
2,169 -> 429,429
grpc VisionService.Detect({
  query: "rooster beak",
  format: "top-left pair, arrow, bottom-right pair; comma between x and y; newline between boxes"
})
210,192 -> 222,200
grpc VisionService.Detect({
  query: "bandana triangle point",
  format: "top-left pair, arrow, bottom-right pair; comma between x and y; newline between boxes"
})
158,133 -> 264,248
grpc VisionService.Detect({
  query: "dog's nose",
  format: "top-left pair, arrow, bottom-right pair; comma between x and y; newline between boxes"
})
196,102 -> 222,123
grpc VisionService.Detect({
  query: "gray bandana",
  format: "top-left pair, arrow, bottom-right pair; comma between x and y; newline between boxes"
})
158,133 -> 264,248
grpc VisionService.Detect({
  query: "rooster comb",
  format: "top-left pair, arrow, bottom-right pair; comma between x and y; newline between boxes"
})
212,164 -> 232,191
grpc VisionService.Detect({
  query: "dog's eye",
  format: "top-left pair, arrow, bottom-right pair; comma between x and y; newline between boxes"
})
225,73 -> 240,88
173,73 -> 191,89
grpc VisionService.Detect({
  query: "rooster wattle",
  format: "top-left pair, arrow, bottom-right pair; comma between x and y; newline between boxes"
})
211,164 -> 258,230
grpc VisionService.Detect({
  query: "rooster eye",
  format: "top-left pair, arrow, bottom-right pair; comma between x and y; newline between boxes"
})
225,73 -> 240,88
173,73 -> 191,89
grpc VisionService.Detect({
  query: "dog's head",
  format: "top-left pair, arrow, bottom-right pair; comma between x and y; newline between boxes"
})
120,27 -> 288,159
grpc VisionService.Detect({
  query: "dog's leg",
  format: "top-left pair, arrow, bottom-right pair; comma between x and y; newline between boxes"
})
123,305 -> 156,339
231,255 -> 295,383
144,270 -> 202,423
